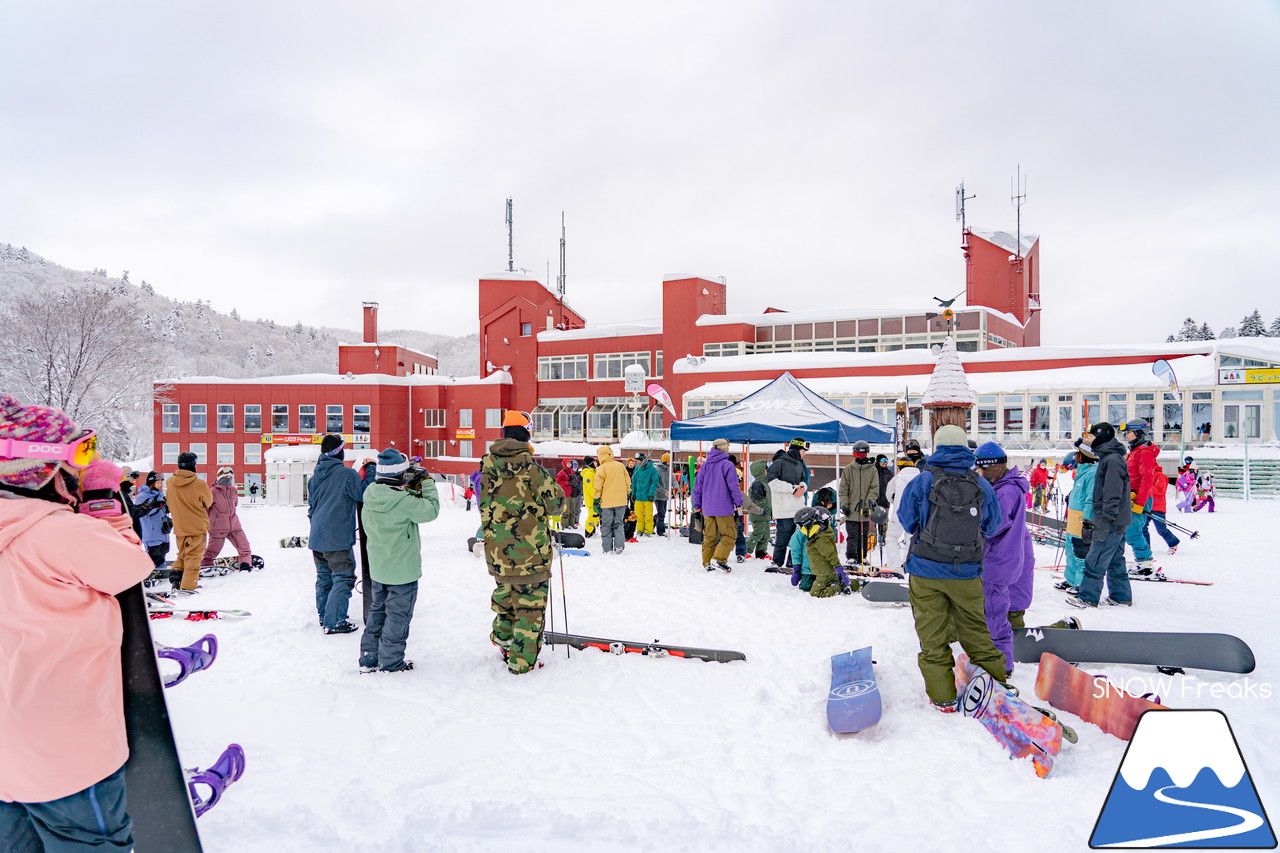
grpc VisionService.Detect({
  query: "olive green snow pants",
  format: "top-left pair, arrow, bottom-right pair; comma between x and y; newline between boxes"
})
908,575 -> 1007,704
745,513 -> 770,556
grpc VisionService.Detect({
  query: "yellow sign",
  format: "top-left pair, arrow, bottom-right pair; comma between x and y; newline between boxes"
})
456,429 -> 475,439
1219,368 -> 1280,385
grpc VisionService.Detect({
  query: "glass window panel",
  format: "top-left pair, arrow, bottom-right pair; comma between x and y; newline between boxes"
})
162,404 -> 179,432
978,406 -> 997,434
836,320 -> 857,337
244,405 -> 261,433
1057,406 -> 1073,439
814,322 -> 834,338
773,325 -> 792,342
1245,405 -> 1261,439
162,443 -> 180,464
298,405 -> 317,433
217,404 -> 234,432
326,405 -> 344,433
272,405 -> 289,433
217,443 -> 235,464
243,443 -> 262,465
792,323 -> 812,340
353,405 -> 371,435
189,405 -> 207,433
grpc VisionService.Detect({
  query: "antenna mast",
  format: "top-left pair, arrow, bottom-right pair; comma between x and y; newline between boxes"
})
557,212 -> 566,299
505,198 -> 514,272
1011,166 -> 1027,261
955,181 -> 975,232
956,181 -> 976,301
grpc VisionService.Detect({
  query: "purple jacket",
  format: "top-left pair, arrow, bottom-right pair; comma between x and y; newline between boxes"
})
983,467 -> 1032,588
469,470 -> 483,499
691,448 -> 742,517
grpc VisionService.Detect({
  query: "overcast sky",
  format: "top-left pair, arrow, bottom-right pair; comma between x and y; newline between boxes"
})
3,2 -> 1278,346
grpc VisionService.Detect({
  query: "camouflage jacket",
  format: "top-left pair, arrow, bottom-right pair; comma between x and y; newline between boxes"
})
480,438 -> 564,582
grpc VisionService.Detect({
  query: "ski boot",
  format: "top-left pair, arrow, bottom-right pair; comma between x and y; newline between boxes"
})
156,634 -> 218,688
187,744 -> 246,817
1130,559 -> 1157,577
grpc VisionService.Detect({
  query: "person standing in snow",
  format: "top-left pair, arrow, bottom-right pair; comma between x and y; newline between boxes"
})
1068,423 -> 1134,609
883,439 -> 924,571
630,453 -> 659,536
691,438 -> 742,572
1122,420 -> 1159,575
897,425 -> 1006,712
166,452 -> 213,593
974,442 -> 1032,675
358,448 -> 440,674
200,466 -> 254,572
1145,460 -> 1180,554
767,439 -> 810,572
248,480 -> 259,504
653,453 -> 672,536
838,440 -> 880,567
0,395 -> 153,851
1029,460 -> 1050,511
308,434 -> 374,634
744,457 -> 773,560
1059,438 -> 1099,595
555,459 -> 581,530
480,411 -> 562,674
134,471 -> 171,568
1175,459 -> 1196,512
594,446 -> 630,553
579,457 -> 599,537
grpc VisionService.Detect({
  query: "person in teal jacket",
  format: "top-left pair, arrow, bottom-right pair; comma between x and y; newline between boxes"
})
629,454 -> 660,536
1062,439 -> 1098,593
788,523 -> 813,591
357,448 -> 440,673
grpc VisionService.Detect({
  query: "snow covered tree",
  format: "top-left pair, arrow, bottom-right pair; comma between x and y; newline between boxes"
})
1199,323 -> 1216,340
1171,317 -> 1200,341
1270,315 -> 1280,338
230,307 -> 240,321
1238,309 -> 1267,337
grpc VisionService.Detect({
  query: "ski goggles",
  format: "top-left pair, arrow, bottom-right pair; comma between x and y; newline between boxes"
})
0,429 -> 98,469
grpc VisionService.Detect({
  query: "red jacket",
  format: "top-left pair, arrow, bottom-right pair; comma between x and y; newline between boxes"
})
555,461 -> 574,498
1029,466 -> 1050,489
1127,442 -> 1160,505
1150,464 -> 1170,513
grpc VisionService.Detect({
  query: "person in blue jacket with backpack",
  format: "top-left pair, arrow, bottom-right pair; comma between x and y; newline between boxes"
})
896,425 -> 1006,712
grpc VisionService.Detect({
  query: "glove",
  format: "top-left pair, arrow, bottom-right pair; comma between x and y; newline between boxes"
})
78,459 -> 126,518
1132,502 -> 1144,515
835,566 -> 853,595
790,566 -> 801,586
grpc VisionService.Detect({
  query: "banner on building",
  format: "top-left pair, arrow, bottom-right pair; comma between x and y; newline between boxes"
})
262,433 -> 371,447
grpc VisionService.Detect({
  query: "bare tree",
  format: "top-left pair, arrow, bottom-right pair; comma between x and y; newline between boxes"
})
0,287 -> 167,459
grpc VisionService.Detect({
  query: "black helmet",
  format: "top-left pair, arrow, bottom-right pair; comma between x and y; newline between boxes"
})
905,439 -> 922,451
852,440 -> 871,453
811,506 -> 832,528
794,506 -> 818,527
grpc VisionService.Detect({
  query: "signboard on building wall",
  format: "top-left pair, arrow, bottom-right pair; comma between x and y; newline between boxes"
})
262,433 -> 372,447
455,429 -> 475,439
1219,368 -> 1280,385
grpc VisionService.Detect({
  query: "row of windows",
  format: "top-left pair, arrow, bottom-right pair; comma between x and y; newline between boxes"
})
421,409 -> 505,429
748,332 -> 986,356
160,442 -> 263,467
537,351 -> 664,381
163,404 -> 370,435
752,312 -> 982,344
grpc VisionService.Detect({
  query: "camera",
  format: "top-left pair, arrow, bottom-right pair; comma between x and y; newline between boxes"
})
404,464 -> 429,491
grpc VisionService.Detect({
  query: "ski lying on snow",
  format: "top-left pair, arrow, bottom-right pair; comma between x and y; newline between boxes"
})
543,631 -> 746,663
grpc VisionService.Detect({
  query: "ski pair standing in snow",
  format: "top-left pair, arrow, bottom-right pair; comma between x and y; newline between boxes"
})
480,411 -> 563,674
199,466 -> 254,572
308,434 -> 375,634
357,448 -> 440,673
973,442 -> 1035,674
896,425 -> 1007,712
1067,422 -> 1134,609
691,438 -> 742,572
0,394 -> 155,851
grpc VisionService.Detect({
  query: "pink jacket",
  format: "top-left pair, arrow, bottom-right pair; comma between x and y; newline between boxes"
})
208,481 -> 243,535
0,495 -> 154,802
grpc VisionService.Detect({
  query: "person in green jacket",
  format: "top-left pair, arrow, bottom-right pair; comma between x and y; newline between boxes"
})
1061,438 -> 1098,594
357,448 -> 440,673
744,458 -> 773,559
630,453 -> 660,536
802,507 -> 844,598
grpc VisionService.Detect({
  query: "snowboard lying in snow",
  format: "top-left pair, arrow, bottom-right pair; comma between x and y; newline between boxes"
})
827,647 -> 881,733
1012,627 -> 1255,673
859,579 -> 910,603
543,631 -> 746,663
279,536 -> 309,548
1033,652 -> 1167,741
954,653 -> 1064,779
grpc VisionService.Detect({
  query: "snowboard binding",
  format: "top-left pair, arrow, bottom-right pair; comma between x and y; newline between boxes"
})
156,634 -> 218,688
186,743 -> 246,817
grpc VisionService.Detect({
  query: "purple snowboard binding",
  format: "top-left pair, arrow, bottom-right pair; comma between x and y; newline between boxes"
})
156,634 -> 218,688
186,743 -> 246,817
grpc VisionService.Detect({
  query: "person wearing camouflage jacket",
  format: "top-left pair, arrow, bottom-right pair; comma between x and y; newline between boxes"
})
480,412 -> 564,674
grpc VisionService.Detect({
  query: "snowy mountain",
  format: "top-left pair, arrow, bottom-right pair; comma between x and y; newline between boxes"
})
1119,711 -> 1246,789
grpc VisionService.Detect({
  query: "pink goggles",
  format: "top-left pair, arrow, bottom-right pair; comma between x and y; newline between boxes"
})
0,429 -> 98,469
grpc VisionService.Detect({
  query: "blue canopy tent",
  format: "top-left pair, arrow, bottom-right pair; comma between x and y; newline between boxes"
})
669,372 -> 895,445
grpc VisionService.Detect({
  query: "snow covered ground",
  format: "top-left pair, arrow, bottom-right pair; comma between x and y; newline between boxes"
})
154,493 -> 1280,853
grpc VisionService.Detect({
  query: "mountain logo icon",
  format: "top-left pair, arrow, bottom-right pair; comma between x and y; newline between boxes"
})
1091,710 -> 1276,848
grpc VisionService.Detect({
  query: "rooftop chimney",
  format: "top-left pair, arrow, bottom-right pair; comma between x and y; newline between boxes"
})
362,302 -> 379,344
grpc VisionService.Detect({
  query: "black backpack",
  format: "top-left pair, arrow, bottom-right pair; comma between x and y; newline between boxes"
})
749,478 -> 767,503
911,466 -> 985,565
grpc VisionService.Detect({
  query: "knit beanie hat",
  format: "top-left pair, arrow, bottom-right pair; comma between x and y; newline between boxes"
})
1074,437 -> 1098,460
502,410 -> 531,443
932,425 -> 968,448
0,394 -> 82,491
661,452 -> 671,463
1088,422 -> 1116,446
216,466 -> 235,481
320,434 -> 345,458
974,442 -> 1007,466
177,452 -> 198,471
712,438 -> 729,450
376,447 -> 410,479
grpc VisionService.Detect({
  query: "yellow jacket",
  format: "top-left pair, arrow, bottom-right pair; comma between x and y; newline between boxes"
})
594,446 -> 631,509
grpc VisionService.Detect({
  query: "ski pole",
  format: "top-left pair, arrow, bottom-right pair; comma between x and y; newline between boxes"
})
557,544 -> 569,658
1142,510 -> 1200,539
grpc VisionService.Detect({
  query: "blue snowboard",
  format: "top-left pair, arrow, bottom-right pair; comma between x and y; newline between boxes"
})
827,647 -> 882,733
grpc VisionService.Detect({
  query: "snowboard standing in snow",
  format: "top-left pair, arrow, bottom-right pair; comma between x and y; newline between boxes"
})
543,631 -> 746,663
117,583 -> 205,851
1013,627 -> 1255,673
827,647 -> 881,733
1034,652 -> 1167,740
954,653 -> 1063,779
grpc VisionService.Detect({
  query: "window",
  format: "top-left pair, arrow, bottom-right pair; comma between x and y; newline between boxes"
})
956,340 -> 979,352
537,355 -> 589,381
1082,394 -> 1100,430
485,409 -> 503,428
684,401 -> 707,420
1223,404 -> 1239,438
1057,405 -> 1073,439
1191,392 -> 1213,440
162,404 -> 179,432
272,405 -> 289,433
188,443 -> 206,464
423,409 -> 445,428
420,440 -> 446,458
1245,405 -> 1262,439
190,404 -> 207,433
299,405 -> 317,433
217,443 -> 235,464
520,322 -> 532,336
593,352 -> 651,379
326,405 -> 344,433
587,401 -> 621,439
1002,396 -> 1025,437
558,404 -> 586,439
217,404 -> 234,433
655,351 -> 663,377
243,443 -> 262,466
162,443 -> 180,465
244,405 -> 262,433
1162,393 -> 1183,439
1107,393 -> 1128,426
459,440 -> 473,458
977,396 -> 997,435
1029,395 -> 1050,439
458,409 -> 473,428
353,405 -> 371,435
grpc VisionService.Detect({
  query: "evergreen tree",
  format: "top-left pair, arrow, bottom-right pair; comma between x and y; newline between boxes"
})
1270,315 -> 1280,338
1174,317 -> 1199,341
1199,323 -> 1215,340
230,307 -> 240,321
1238,309 -> 1267,337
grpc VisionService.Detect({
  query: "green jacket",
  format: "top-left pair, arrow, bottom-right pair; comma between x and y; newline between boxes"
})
361,480 -> 440,585
630,460 -> 659,501
480,439 -> 564,582
838,461 -> 880,519
747,459 -> 771,519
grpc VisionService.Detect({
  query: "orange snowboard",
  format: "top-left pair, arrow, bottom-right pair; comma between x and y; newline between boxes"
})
1034,652 -> 1167,740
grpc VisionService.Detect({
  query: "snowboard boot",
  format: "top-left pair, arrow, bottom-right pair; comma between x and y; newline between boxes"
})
239,562 -> 251,572
704,564 -> 715,572
931,698 -> 957,714
735,555 -> 745,563
1103,597 -> 1133,607
323,620 -> 359,635
1133,559 -> 1157,576
1044,616 -> 1083,630
1065,594 -> 1097,609
714,560 -> 731,573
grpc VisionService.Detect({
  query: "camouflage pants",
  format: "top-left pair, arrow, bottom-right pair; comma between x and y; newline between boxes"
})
490,580 -> 550,674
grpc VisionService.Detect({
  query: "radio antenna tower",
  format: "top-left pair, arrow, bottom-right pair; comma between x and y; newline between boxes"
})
954,181 -> 975,232
505,198 -> 514,272
557,212 -> 566,299
1011,166 -> 1027,260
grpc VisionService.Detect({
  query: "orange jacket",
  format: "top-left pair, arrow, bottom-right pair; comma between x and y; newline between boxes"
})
167,469 -> 213,535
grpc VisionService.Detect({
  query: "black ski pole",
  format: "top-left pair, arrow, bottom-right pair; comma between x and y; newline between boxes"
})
557,544 -> 569,658
1143,510 -> 1200,539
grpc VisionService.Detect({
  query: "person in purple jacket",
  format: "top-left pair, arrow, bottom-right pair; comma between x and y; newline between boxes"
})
974,442 -> 1032,676
469,468 -> 483,507
691,438 -> 742,573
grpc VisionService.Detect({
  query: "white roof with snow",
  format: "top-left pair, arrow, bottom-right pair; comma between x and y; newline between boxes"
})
162,371 -> 512,387
537,319 -> 663,342
970,228 -> 1039,256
